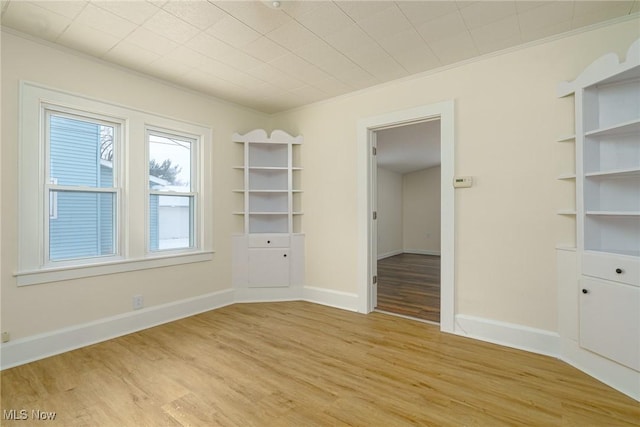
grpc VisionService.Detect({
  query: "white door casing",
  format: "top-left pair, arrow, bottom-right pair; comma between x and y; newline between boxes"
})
357,100 -> 455,333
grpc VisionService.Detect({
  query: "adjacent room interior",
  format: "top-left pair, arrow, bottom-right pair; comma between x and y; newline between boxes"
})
375,120 -> 442,323
1,1 -> 639,425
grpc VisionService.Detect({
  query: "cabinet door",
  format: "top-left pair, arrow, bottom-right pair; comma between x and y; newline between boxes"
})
580,278 -> 640,371
248,249 -> 289,288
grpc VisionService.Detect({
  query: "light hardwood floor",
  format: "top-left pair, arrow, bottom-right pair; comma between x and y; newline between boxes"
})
1,301 -> 638,426
377,253 -> 440,323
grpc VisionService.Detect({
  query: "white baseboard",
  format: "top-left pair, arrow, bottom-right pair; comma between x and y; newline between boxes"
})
303,286 -> 359,312
378,249 -> 441,260
404,249 -> 441,256
0,289 -> 234,370
234,286 -> 303,303
454,314 -> 560,358
377,249 -> 403,260
0,285 -> 360,370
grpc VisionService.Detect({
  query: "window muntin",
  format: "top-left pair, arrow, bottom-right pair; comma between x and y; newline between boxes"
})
147,129 -> 197,252
45,109 -> 120,262
18,82 -> 213,286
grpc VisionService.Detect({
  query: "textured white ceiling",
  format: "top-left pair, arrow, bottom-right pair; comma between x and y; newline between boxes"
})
2,1 -> 638,113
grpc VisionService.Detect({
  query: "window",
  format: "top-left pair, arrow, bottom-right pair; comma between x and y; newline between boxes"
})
17,82 -> 213,286
148,129 -> 197,252
45,109 -> 121,262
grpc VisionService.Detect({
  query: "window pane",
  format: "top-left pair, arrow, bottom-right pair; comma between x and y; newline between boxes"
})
49,114 -> 114,188
149,195 -> 193,251
149,133 -> 191,192
49,191 -> 115,261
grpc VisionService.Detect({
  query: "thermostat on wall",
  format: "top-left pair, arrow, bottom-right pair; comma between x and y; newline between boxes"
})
453,176 -> 473,188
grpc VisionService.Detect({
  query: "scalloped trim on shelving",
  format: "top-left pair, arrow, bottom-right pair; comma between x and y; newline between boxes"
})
557,38 -> 640,96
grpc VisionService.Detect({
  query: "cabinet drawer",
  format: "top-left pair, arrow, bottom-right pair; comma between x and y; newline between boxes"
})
248,234 -> 290,248
582,252 -> 640,287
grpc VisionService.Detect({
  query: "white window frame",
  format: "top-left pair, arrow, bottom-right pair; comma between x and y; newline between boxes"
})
146,126 -> 199,254
43,106 -> 123,267
16,81 -> 213,286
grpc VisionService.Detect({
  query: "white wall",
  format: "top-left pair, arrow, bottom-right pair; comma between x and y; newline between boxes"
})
403,166 -> 441,255
1,31 -> 269,340
376,167 -> 403,259
271,19 -> 640,332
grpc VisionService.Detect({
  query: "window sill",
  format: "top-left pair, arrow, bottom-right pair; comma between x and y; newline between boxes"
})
15,251 -> 214,286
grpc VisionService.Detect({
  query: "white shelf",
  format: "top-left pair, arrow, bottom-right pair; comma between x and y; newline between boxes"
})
238,191 -> 296,194
585,168 -> 640,178
585,119 -> 640,138
557,173 -> 576,180
247,166 -> 288,170
556,245 -> 577,251
248,212 -> 288,215
585,211 -> 640,216
585,248 -> 640,258
557,135 -> 576,143
557,209 -> 577,215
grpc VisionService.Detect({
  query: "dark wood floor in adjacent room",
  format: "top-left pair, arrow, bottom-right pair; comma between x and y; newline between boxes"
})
2,301 -> 639,426
376,253 -> 440,323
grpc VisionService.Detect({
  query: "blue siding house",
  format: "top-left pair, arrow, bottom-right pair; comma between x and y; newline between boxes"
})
49,116 -> 114,261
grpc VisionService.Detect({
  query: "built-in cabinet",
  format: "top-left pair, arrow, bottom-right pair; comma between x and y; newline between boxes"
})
557,38 -> 640,397
232,129 -> 304,289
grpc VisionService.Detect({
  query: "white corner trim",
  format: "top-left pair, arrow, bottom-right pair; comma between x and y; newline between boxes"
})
0,289 -> 234,370
303,286 -> 359,312
454,314 -> 560,358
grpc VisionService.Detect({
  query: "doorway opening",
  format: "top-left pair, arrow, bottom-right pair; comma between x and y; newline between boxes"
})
375,120 -> 441,323
357,101 -> 455,333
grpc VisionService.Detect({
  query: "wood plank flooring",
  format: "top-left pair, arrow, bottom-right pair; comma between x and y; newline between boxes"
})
2,301 -> 639,426
377,253 -> 440,323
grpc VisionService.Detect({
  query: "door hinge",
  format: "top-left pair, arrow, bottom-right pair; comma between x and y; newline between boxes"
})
372,146 -> 377,155
373,275 -> 377,284
373,211 -> 377,220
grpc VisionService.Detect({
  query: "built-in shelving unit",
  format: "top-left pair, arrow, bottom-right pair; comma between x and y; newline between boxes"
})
232,129 -> 304,289
556,38 -> 640,399
232,130 -> 303,234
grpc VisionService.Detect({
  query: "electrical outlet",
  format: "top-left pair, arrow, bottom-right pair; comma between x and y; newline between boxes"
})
1,332 -> 10,343
132,295 -> 144,310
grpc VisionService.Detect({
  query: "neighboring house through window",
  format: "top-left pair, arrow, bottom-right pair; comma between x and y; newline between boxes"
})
17,82 -> 213,286
46,110 -> 120,262
148,129 -> 197,252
